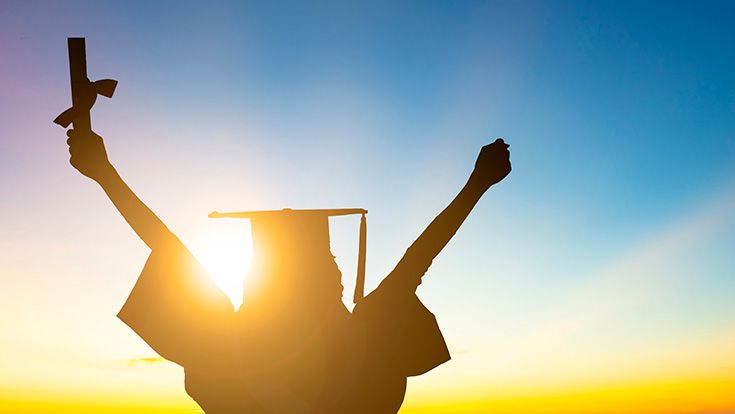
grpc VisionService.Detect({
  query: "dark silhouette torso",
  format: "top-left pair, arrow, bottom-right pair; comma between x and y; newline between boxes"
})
183,303 -> 409,413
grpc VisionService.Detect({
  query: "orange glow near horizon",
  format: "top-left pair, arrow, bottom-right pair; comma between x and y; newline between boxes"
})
402,376 -> 735,414
4,373 -> 735,414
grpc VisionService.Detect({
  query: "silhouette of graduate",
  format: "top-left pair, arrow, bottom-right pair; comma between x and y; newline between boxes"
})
65,127 -> 510,413
59,37 -> 512,414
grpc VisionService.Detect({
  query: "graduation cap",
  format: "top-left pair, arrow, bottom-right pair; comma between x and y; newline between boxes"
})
209,208 -> 368,304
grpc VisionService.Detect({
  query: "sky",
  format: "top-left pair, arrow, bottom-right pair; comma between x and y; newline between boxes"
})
1,0 -> 735,413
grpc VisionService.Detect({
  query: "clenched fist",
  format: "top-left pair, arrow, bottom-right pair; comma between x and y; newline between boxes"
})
66,129 -> 113,182
470,138 -> 512,189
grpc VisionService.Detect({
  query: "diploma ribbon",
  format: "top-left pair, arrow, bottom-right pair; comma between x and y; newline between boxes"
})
54,78 -> 117,128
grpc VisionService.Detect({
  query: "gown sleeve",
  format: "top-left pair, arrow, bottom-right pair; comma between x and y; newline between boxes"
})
117,236 -> 237,370
353,271 -> 451,378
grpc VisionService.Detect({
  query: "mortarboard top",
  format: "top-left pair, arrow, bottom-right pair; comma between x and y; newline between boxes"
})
209,208 -> 367,304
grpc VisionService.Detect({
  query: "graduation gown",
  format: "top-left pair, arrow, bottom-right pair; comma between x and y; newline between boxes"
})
118,237 -> 450,413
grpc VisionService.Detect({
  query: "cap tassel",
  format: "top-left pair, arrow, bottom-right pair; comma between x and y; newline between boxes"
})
353,213 -> 367,304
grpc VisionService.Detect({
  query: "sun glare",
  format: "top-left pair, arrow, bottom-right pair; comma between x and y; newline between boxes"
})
190,224 -> 254,309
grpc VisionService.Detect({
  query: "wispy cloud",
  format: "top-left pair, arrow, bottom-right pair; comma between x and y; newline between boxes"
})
488,183 -> 735,367
126,357 -> 168,366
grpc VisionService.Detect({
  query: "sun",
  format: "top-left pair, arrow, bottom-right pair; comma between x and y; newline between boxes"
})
190,223 -> 254,309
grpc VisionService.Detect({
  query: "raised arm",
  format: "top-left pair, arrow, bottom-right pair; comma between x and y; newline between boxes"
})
66,129 -> 175,250
384,138 -> 511,292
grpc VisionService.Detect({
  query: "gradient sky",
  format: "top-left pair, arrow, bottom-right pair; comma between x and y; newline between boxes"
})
2,1 -> 735,413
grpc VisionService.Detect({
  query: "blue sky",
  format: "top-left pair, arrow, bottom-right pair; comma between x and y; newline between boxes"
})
1,0 -> 735,410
